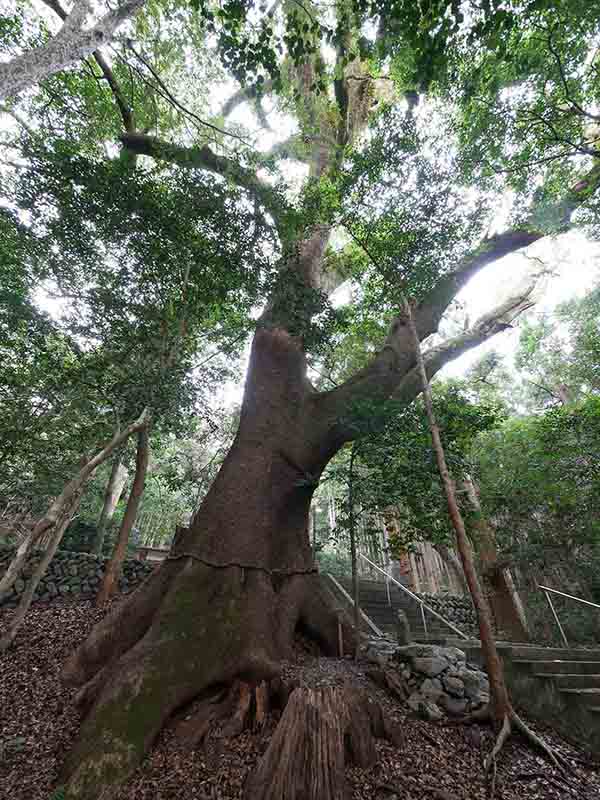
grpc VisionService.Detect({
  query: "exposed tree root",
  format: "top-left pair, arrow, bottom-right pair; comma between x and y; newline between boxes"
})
175,688 -> 231,749
463,705 -> 571,777
61,564 -> 359,800
510,709 -> 571,775
243,686 -> 392,800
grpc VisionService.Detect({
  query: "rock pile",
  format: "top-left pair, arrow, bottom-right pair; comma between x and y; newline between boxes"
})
363,638 -> 489,721
0,546 -> 155,607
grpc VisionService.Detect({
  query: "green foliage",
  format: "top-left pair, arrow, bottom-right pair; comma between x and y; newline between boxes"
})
474,395 -> 600,578
435,0 -> 600,218
466,286 -> 600,413
9,139 -> 273,420
337,107 -> 493,309
324,382 -> 502,559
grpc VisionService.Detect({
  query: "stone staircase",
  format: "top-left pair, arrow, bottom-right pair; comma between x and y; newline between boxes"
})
327,575 -> 464,642
325,574 -> 600,754
431,639 -> 600,754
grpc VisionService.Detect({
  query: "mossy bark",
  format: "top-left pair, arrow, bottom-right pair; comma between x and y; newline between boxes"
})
62,327 -> 355,800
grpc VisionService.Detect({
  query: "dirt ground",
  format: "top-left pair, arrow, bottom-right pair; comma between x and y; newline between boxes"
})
1,600 -> 599,800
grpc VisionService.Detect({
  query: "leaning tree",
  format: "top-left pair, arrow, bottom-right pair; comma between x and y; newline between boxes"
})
2,0 -> 600,796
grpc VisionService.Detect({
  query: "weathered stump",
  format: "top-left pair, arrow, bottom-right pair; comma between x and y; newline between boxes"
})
244,687 -> 384,800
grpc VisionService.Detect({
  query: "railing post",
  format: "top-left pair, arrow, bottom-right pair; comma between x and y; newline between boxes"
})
544,589 -> 569,648
420,602 -> 428,639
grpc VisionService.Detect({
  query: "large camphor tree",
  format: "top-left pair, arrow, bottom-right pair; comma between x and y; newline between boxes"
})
2,0 -> 600,797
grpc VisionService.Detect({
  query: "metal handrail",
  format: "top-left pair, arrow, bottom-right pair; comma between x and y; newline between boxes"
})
539,584 -> 600,609
326,573 -> 385,638
538,584 -> 600,648
359,553 -> 468,640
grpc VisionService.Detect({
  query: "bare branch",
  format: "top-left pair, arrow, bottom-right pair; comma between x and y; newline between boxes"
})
546,26 -> 600,123
413,158 -> 600,342
394,284 -> 538,406
220,81 -> 274,130
126,41 -> 248,144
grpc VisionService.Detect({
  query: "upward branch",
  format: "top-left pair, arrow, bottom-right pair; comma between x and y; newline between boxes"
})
318,275 -> 540,442
41,0 -> 136,133
413,158 -> 600,339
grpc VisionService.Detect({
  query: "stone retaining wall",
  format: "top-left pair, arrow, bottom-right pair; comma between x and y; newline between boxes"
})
0,546 -> 155,607
415,591 -> 478,632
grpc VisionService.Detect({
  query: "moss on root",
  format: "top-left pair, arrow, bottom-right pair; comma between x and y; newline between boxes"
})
63,565 -> 285,800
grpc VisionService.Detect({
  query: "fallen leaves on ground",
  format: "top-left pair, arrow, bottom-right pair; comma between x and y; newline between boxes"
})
1,600 -> 599,800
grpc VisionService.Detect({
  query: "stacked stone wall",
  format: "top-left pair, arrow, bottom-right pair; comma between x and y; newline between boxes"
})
0,545 -> 154,607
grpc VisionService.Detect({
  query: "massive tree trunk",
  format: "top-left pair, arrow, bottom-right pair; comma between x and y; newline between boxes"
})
61,326 -> 355,799
91,456 -> 128,556
58,272 -> 548,798
462,476 -> 530,642
96,427 -> 149,605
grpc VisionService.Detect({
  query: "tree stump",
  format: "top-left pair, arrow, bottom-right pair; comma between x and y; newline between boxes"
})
244,687 -> 384,800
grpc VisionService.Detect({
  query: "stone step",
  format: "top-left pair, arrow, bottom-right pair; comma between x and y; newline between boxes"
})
516,659 -> 600,675
364,609 -> 447,626
534,673 -> 600,690
559,687 -> 600,707
432,640 -> 600,662
510,646 -> 600,661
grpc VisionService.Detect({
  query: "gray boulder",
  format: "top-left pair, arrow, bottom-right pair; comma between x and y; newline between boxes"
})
412,655 -> 448,677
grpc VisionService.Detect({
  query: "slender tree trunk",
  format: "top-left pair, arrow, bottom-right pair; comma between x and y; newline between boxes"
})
462,475 -> 530,642
0,409 -> 149,598
0,485 -> 84,651
91,457 -> 128,556
96,428 -> 150,605
404,302 -> 566,773
403,303 -> 511,722
348,443 -> 361,658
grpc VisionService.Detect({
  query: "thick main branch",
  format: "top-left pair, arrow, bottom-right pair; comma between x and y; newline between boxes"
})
121,133 -> 286,228
414,159 -> 600,339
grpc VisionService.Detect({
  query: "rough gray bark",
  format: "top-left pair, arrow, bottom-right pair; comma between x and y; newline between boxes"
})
0,0 -> 146,101
91,457 -> 128,556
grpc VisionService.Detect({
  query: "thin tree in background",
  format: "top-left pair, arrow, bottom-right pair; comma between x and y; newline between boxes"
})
91,456 -> 128,556
347,442 -> 361,659
404,299 -> 566,774
97,425 -> 150,605
0,408 -> 149,650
